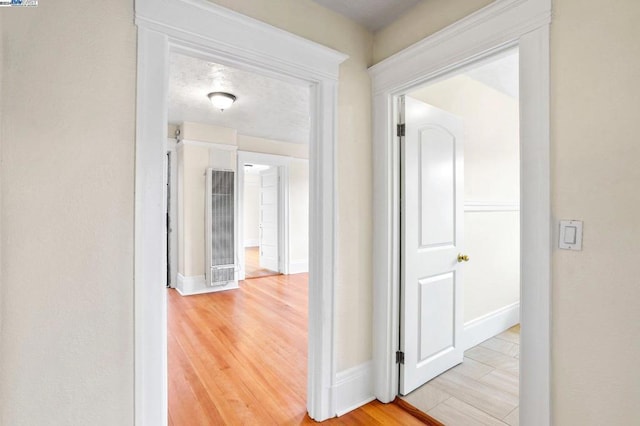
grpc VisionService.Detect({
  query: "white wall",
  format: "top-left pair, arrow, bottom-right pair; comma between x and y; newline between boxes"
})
373,0 -> 493,64
243,173 -> 260,246
0,1 -> 136,424
410,74 -> 520,325
289,160 -> 310,268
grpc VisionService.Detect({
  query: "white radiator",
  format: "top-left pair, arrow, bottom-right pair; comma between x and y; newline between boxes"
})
205,168 -> 238,288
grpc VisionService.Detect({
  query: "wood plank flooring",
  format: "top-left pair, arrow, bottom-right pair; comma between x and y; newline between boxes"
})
168,273 -> 426,425
401,325 -> 521,426
245,246 -> 281,279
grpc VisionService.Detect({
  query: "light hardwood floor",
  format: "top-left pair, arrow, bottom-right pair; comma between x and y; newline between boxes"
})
401,325 -> 521,426
245,246 -> 281,279
168,274 -> 426,425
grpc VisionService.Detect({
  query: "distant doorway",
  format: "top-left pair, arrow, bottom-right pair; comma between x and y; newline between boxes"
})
242,162 -> 282,279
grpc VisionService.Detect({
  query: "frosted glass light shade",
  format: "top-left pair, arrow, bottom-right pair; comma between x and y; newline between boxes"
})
207,92 -> 236,111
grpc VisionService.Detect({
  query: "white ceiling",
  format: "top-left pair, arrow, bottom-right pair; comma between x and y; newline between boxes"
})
312,0 -> 422,32
168,53 -> 310,145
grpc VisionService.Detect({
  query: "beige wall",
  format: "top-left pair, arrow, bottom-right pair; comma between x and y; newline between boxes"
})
2,0 -> 637,424
373,0 -> 493,63
0,1 -> 136,425
206,0 -> 374,370
177,143 -> 213,277
410,74 -> 520,323
0,13 -> 3,377
550,1 -> 640,424
238,134 -> 309,159
377,0 -> 640,424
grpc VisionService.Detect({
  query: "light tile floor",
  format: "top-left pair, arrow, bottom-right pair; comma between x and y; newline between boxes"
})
401,325 -> 520,426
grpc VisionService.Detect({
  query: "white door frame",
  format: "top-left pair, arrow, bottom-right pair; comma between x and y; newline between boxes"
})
164,138 -> 178,288
134,1 -> 347,424
369,1 -> 551,425
237,151 -> 292,279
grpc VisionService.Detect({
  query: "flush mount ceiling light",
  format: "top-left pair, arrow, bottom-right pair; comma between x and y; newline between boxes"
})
207,91 -> 236,112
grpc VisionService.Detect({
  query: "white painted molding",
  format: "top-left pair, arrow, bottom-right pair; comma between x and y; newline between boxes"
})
135,0 -> 347,82
238,150 -> 294,165
462,302 -> 520,351
179,138 -> 238,150
464,201 -> 520,212
334,362 -> 375,417
135,0 -> 347,423
135,27 -> 169,426
289,260 -> 309,274
369,1 -> 551,425
175,273 -> 239,296
369,0 -> 551,94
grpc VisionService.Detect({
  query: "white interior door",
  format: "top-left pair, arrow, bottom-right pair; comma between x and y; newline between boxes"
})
400,95 -> 465,395
259,166 -> 279,271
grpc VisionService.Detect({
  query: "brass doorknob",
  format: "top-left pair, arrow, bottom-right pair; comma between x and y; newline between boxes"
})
457,253 -> 469,263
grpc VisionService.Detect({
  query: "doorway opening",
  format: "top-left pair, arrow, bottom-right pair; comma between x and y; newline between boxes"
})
370,3 -> 551,422
397,48 -> 521,425
242,163 -> 281,279
135,3 -> 345,422
164,51 -> 313,422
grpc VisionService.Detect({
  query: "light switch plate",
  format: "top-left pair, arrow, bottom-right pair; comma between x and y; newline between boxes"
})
559,220 -> 583,250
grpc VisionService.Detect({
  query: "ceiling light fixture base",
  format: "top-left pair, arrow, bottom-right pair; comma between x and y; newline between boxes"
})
207,91 -> 237,111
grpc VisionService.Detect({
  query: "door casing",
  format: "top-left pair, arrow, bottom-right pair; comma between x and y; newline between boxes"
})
134,0 -> 347,424
369,1 -> 552,425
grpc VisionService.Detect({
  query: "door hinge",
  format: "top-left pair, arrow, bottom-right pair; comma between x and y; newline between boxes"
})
397,123 -> 405,137
396,350 -> 405,364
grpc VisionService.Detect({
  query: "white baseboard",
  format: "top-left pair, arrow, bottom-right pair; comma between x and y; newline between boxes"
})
244,239 -> 259,247
289,259 -> 308,274
462,302 -> 520,351
334,361 -> 375,417
176,273 -> 239,296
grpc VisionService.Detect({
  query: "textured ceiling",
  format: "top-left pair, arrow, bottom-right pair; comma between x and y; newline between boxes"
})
168,53 -> 310,145
311,0 -> 421,31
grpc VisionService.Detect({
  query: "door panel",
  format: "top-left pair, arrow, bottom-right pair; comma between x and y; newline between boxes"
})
259,167 -> 279,271
400,95 -> 464,395
418,273 -> 455,362
419,128 -> 456,248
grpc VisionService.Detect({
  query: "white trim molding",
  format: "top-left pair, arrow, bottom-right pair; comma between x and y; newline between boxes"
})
244,239 -> 259,248
369,1 -> 551,425
334,362 -> 376,417
464,201 -> 520,212
179,138 -> 238,151
175,274 -> 239,296
289,260 -> 309,274
462,302 -> 520,351
134,0 -> 347,424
